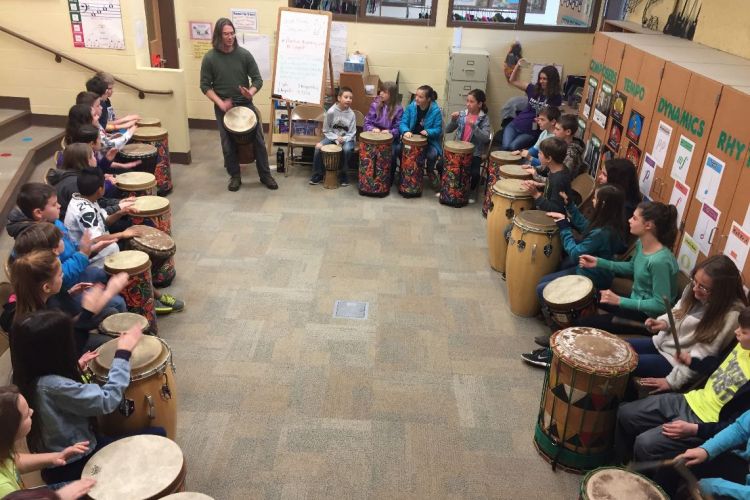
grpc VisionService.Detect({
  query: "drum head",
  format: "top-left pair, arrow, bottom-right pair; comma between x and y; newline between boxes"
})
99,312 -> 149,336
120,143 -> 157,158
133,127 -> 168,141
492,178 -> 531,198
131,225 -> 175,252
162,494 -> 214,500
104,250 -> 150,274
500,164 -> 533,178
223,107 -> 257,134
116,171 -> 156,189
83,435 -> 183,500
543,275 -> 594,305
444,140 -> 474,154
321,144 -> 342,153
514,210 -> 557,232
552,327 -> 638,375
134,195 -> 170,214
92,335 -> 166,376
491,151 -> 522,163
402,135 -> 427,146
582,467 -> 667,499
137,117 -> 161,127
360,131 -> 393,143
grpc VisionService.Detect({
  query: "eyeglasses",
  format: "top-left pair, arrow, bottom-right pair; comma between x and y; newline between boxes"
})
222,32 -> 236,37
691,278 -> 712,294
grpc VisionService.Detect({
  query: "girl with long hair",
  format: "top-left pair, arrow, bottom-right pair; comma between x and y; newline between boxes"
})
364,81 -> 404,175
598,158 -> 642,222
398,84 -> 443,188
445,89 -> 492,194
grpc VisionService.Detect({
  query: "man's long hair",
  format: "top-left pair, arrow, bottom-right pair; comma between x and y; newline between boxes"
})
212,18 -> 238,51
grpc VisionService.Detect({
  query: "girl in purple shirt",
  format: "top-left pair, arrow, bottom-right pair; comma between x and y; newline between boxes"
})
364,82 -> 403,177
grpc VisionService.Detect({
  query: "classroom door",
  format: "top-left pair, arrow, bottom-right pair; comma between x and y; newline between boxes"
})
144,0 -> 179,69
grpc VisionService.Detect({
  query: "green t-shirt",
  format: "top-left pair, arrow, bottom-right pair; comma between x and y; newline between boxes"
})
199,46 -> 263,101
0,457 -> 22,497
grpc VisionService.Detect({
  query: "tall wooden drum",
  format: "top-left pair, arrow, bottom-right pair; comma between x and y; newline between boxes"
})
223,106 -> 258,165
104,250 -> 156,333
358,131 -> 393,197
440,140 -> 474,207
535,328 -> 638,472
483,151 -> 522,216
505,210 -> 561,317
130,196 -> 172,235
132,126 -> 172,195
486,179 -> 533,273
321,144 -> 342,190
399,134 -> 427,197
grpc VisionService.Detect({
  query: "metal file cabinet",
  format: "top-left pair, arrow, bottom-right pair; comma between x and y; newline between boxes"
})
444,48 -> 490,118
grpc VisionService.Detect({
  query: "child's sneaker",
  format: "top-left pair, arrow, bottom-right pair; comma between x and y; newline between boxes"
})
155,299 -> 172,315
309,175 -> 323,185
340,177 -> 349,187
158,293 -> 184,313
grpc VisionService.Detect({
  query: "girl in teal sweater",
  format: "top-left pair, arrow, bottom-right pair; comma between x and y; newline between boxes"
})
577,201 -> 679,335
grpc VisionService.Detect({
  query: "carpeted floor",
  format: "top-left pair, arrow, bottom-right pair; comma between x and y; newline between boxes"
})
3,129 -> 583,499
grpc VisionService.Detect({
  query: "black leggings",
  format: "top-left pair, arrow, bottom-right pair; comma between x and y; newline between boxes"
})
574,303 -> 650,336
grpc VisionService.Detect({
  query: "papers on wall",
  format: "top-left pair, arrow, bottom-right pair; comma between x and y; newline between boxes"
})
329,22 -> 348,81
694,202 -> 721,256
639,153 -> 657,198
725,222 -> 750,272
593,82 -> 612,129
452,27 -> 463,49
670,135 -> 695,184
669,180 -> 690,223
695,153 -> 725,205
231,8 -> 258,32
192,41 -> 212,59
68,0 -> 125,49
678,234 -> 700,274
238,34 -> 271,80
651,120 -> 672,167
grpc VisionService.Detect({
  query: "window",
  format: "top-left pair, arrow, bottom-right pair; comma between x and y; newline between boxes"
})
289,0 -> 437,25
447,0 -> 603,31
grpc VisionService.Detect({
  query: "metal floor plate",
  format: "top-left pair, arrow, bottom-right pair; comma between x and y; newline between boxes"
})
333,300 -> 369,320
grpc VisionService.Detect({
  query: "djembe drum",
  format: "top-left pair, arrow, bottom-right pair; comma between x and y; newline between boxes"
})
115,171 -> 157,197
116,143 -> 158,176
486,179 -> 533,273
358,131 -> 393,197
130,196 -> 172,235
136,117 -> 161,128
440,140 -> 474,207
223,106 -> 258,165
543,275 -> 597,329
126,225 -> 177,288
399,134 -> 427,197
104,250 -> 157,333
321,144 -> 342,189
98,312 -> 150,337
132,126 -> 172,195
483,151 -> 522,216
579,467 -> 668,499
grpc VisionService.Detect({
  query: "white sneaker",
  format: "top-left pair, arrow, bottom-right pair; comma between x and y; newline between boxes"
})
469,197 -> 476,204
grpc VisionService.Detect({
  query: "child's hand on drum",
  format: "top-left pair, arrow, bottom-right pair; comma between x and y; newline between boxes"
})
68,282 -> 94,296
57,478 -> 97,500
78,350 -> 99,370
645,318 -> 669,333
599,289 -> 621,305
579,255 -> 597,268
117,323 -> 144,352
106,148 -> 118,161
520,150 -> 528,158
127,125 -> 138,136
639,377 -> 671,394
545,212 -> 565,222
419,130 -> 428,136
404,132 -> 413,139
315,142 -> 323,149
675,447 -> 709,467
120,160 -> 142,169
371,128 -> 381,133
661,420 -> 698,440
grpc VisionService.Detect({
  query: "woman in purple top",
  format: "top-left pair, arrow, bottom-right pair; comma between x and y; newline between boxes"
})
364,82 -> 404,176
502,63 -> 562,151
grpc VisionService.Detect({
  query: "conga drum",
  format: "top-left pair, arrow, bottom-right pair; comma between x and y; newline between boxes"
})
499,163 -> 534,181
115,171 -> 157,197
137,117 -> 162,128
223,106 -> 258,165
116,144 -> 158,176
399,134 -> 427,197
579,467 -> 668,499
486,179 -> 533,273
321,144 -> 342,190
104,250 -> 156,333
534,328 -> 638,472
126,225 -> 177,288
132,126 -> 172,195
98,312 -> 150,337
440,140 -> 474,207
130,196 -> 172,235
543,275 -> 597,329
483,151 -> 522,216
505,210 -> 562,317
82,435 -> 185,499
89,336 -> 177,439
358,131 -> 393,197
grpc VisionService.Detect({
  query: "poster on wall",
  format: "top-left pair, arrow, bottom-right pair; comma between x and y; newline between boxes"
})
651,120 -> 673,167
639,153 -> 657,198
593,82 -> 613,129
68,0 -> 125,49
575,118 -> 586,141
695,153 -> 725,205
669,180 -> 690,222
607,121 -> 623,151
694,202 -> 721,256
678,234 -> 700,274
670,135 -> 695,184
626,110 -> 644,145
611,91 -> 627,123
626,142 -> 642,167
231,8 -> 258,32
584,135 -> 602,176
725,222 -> 750,272
583,77 -> 597,119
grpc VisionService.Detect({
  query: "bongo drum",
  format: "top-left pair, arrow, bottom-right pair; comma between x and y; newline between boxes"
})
126,225 -> 177,288
98,312 -> 150,337
89,336 -> 177,439
486,179 -> 533,273
399,134 -> 427,198
499,163 -> 534,181
358,131 -> 393,197
223,106 -> 258,165
543,275 -> 597,329
482,151 -> 522,217
535,328 -> 638,472
130,196 -> 172,235
82,435 -> 185,499
321,144 -> 342,190
440,140 -> 474,207
137,117 -> 162,128
104,250 -> 156,333
505,210 -> 562,317
115,171 -> 157,197
162,494 -> 214,500
579,467 -> 667,499
132,126 -> 172,195
116,143 -> 158,176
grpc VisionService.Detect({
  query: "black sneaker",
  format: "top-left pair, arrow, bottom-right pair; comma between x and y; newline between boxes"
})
309,175 -> 323,185
228,175 -> 242,191
521,348 -> 551,368
534,335 -> 551,348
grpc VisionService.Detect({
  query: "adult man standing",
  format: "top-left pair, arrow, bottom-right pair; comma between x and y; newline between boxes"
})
200,18 -> 278,192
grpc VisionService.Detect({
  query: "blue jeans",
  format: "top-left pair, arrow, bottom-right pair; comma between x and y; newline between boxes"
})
501,122 -> 536,151
312,138 -> 354,181
627,337 -> 673,378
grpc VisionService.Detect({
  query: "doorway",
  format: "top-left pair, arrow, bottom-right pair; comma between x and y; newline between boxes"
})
144,0 -> 179,69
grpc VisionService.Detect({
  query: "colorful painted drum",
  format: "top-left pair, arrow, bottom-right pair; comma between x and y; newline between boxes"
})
535,328 -> 638,472
115,171 -> 157,197
322,144 -> 342,190
399,134 -> 427,198
223,106 -> 258,165
116,143 -> 158,177
104,250 -> 156,333
82,435 -> 185,499
505,210 -> 562,317
543,275 -> 597,329
440,140 -> 474,207
358,131 -> 393,197
132,126 -> 172,195
98,312 -> 150,337
90,336 -> 177,439
126,225 -> 177,288
130,196 -> 171,235
486,179 -> 533,273
483,151 -> 522,217
579,467 -> 667,499
136,117 -> 162,128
